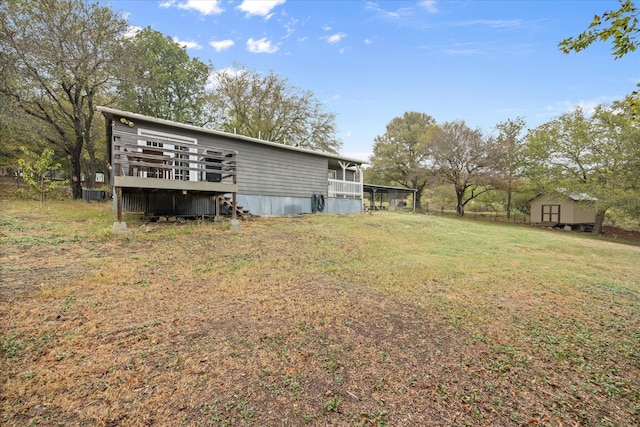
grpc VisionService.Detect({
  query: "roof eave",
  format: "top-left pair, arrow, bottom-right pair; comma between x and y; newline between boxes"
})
97,106 -> 367,165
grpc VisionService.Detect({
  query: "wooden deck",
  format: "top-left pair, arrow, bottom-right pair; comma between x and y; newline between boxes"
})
111,129 -> 239,221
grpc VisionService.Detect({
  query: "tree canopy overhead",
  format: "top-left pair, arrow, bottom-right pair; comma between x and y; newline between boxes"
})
559,0 -> 639,114
0,0 -> 128,198
204,64 -> 342,153
558,0 -> 639,59
118,27 -> 211,125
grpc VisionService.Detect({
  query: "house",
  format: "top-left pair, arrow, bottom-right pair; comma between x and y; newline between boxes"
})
529,192 -> 596,230
97,107 -> 365,221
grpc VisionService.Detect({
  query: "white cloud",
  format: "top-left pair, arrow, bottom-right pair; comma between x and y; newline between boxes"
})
456,19 -> 522,29
123,25 -> 142,39
164,0 -> 224,15
444,49 -> 482,55
172,36 -> 202,50
237,0 -> 286,17
364,38 -> 373,45
283,18 -> 298,38
327,32 -> 346,45
365,2 -> 414,20
209,39 -> 235,52
537,97 -> 616,123
246,37 -> 279,54
420,0 -> 438,14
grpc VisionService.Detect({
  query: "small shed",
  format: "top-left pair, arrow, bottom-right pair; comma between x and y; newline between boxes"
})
529,192 -> 596,229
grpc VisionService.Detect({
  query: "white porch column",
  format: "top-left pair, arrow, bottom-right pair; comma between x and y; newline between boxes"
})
357,166 -> 364,213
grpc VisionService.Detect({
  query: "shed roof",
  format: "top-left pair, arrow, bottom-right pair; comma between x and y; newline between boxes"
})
529,190 -> 597,202
97,106 -> 367,165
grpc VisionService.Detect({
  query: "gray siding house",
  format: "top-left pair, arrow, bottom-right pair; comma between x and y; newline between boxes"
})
98,107 -> 365,218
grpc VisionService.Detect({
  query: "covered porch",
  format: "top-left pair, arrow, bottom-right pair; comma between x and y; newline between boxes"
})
327,160 -> 363,199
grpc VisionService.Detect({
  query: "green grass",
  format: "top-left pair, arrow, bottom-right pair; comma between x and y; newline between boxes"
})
1,200 -> 639,426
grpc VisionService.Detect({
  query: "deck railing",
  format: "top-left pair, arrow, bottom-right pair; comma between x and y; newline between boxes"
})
328,178 -> 362,198
112,131 -> 237,184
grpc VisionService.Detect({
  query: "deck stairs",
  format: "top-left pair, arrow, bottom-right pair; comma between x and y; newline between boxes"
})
218,195 -> 253,220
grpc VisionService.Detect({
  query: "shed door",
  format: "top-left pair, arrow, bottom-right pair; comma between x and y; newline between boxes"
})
542,204 -> 560,222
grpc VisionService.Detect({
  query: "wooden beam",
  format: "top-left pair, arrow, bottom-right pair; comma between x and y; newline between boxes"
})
116,187 -> 123,223
232,192 -> 237,221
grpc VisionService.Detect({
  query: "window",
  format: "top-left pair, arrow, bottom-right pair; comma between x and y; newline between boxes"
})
328,170 -> 337,179
542,204 -> 560,222
146,140 -> 164,148
137,128 -> 197,181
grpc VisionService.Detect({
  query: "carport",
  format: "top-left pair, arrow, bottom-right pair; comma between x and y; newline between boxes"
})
363,184 -> 416,212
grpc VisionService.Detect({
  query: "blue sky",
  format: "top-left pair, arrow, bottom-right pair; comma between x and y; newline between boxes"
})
110,0 -> 639,160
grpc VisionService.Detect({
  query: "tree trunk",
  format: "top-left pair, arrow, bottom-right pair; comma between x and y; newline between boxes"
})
70,142 -> 83,199
591,209 -> 606,235
456,188 -> 465,216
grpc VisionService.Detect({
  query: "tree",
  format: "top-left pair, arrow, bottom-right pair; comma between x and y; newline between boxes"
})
368,112 -> 437,209
430,120 -> 498,217
558,0 -> 638,59
118,27 -> 210,124
559,0 -> 639,114
523,103 -> 639,235
0,0 -> 128,198
18,148 -> 64,204
494,117 -> 527,220
204,64 -> 342,153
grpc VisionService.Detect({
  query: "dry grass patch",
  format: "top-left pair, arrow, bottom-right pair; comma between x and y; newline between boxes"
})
1,202 -> 639,426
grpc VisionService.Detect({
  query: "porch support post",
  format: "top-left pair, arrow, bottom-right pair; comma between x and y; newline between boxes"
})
232,192 -> 237,221
116,187 -> 123,223
358,166 -> 364,213
413,189 -> 416,212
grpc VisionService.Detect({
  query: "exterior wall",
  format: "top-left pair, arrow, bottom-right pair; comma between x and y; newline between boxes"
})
111,119 -> 328,199
565,201 -> 597,224
107,112 -> 364,217
238,195 -> 362,216
530,194 -> 596,224
325,197 -> 362,214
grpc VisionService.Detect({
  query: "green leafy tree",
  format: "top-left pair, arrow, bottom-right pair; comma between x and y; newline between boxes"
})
0,0 -> 128,199
524,102 -> 639,234
559,0 -> 639,114
430,120 -> 498,217
494,117 -> 527,220
118,27 -> 210,124
18,148 -> 64,204
204,64 -> 342,153
368,112 -> 437,209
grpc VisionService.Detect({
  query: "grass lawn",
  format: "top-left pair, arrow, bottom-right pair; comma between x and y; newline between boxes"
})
1,200 -> 639,426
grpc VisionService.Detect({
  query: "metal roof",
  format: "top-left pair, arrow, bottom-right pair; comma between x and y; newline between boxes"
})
97,106 -> 367,165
